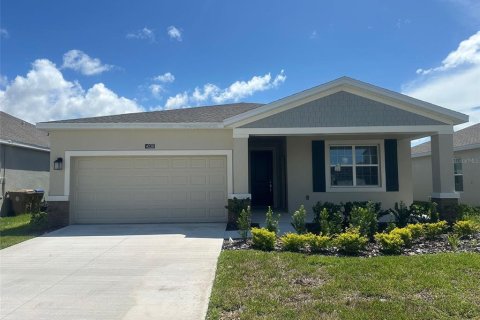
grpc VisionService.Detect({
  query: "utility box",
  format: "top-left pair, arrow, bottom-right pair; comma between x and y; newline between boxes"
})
6,190 -> 45,216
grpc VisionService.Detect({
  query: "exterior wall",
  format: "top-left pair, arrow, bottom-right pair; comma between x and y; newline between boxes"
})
0,144 -> 50,215
286,136 -> 413,212
241,91 -> 445,128
48,129 -> 234,196
412,148 -> 480,206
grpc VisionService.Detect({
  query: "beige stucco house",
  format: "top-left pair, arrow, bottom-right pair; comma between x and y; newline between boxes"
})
37,77 -> 468,224
412,123 -> 479,207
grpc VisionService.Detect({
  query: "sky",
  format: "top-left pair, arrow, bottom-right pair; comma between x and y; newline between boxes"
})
1,0 -> 479,138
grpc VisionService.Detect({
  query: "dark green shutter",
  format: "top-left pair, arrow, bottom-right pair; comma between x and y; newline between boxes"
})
384,139 -> 399,192
312,140 -> 326,192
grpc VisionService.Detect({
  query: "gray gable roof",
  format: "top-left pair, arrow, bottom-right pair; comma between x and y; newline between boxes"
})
412,123 -> 480,155
0,111 -> 50,149
43,103 -> 263,124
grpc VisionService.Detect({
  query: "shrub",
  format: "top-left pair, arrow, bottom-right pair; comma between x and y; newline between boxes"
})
312,201 -> 342,223
265,206 -> 280,235
424,221 -> 448,240
349,202 -> 377,238
306,233 -> 331,253
291,205 -> 307,234
453,220 -> 480,238
410,202 -> 439,223
226,197 -> 250,225
457,204 -> 480,224
391,201 -> 411,227
328,211 -> 344,235
406,223 -> 424,239
390,227 -> 413,247
29,211 -> 49,230
237,206 -> 251,240
251,228 -> 276,251
280,233 -> 309,252
447,234 -> 460,251
334,228 -> 368,255
319,208 -> 330,235
375,232 -> 404,254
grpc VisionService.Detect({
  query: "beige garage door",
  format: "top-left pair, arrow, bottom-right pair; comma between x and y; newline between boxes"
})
71,156 -> 227,223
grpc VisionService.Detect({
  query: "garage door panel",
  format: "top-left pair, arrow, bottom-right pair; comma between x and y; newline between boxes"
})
71,156 -> 228,223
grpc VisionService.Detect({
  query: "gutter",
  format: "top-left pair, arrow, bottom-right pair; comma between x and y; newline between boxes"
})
36,122 -> 225,130
0,139 -> 50,152
411,143 -> 480,158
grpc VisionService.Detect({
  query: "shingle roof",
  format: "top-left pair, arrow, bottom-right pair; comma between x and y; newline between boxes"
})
0,111 -> 50,149
411,123 -> 480,155
44,103 -> 264,124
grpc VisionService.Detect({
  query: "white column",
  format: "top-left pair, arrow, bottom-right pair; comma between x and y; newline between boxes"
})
232,137 -> 250,197
431,133 -> 457,198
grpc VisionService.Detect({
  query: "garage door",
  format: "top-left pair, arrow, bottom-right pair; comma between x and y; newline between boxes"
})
71,156 -> 227,223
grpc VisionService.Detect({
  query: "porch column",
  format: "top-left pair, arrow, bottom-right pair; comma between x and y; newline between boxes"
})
430,132 -> 459,221
232,137 -> 249,196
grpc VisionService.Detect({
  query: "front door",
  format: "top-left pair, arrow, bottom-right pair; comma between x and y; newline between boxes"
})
250,150 -> 273,207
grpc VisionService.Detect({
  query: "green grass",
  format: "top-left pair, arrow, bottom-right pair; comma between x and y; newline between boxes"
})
207,251 -> 480,319
0,214 -> 40,249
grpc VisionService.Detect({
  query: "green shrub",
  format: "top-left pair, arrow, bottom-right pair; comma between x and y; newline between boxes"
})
390,227 -> 413,247
447,233 -> 460,251
334,228 -> 368,255
406,223 -> 424,239
349,202 -> 377,238
226,197 -> 250,225
280,233 -> 309,252
424,221 -> 448,240
410,201 -> 439,223
453,220 -> 480,238
29,211 -> 49,230
251,228 -> 276,251
375,232 -> 404,254
237,206 -> 251,240
457,204 -> 480,224
291,205 -> 307,234
306,233 -> 331,253
312,201 -> 342,223
319,208 -> 330,235
391,201 -> 411,227
265,206 -> 280,235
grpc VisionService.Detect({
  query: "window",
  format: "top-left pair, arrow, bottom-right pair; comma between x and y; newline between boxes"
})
454,159 -> 463,192
329,145 -> 379,187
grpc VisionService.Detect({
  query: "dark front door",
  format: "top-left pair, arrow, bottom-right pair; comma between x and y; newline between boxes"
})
251,150 -> 273,207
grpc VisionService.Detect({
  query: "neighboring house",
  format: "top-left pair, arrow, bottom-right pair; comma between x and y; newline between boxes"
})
37,77 -> 468,224
412,123 -> 480,206
0,112 -> 50,215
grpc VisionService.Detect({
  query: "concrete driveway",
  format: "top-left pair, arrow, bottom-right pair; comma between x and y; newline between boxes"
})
0,224 -> 225,320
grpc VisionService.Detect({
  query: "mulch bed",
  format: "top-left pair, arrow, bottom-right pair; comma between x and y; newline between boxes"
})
223,233 -> 480,257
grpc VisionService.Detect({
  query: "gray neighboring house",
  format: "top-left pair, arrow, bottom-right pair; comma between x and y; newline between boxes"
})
0,111 -> 50,215
412,123 -> 480,206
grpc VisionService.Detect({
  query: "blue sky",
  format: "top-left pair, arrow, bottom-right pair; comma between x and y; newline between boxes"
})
1,0 -> 479,129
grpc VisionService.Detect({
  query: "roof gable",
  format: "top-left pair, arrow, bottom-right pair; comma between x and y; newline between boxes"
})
225,77 -> 468,128
240,91 -> 445,128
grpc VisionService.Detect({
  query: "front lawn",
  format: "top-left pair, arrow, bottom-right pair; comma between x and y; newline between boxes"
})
0,214 -> 40,249
207,251 -> 480,319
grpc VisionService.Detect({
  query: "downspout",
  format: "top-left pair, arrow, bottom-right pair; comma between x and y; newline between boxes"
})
1,144 -> 5,200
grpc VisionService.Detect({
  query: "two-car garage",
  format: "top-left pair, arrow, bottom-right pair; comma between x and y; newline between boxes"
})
70,155 -> 228,224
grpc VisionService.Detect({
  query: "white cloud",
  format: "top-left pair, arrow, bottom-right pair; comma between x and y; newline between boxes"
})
167,26 -> 182,41
0,59 -> 142,123
62,50 -> 113,76
126,27 -> 155,42
0,28 -> 9,38
416,31 -> 480,75
149,84 -> 164,98
0,74 -> 7,88
154,72 -> 175,83
164,92 -> 189,110
403,31 -> 480,134
310,30 -> 318,39
160,70 -> 286,109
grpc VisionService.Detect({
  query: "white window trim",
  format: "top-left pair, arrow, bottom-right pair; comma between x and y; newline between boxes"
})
325,140 -> 386,192
52,150 -> 233,200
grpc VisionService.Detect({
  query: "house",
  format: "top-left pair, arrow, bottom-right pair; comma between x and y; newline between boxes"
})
412,123 -> 480,206
37,77 -> 468,224
0,112 -> 50,215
